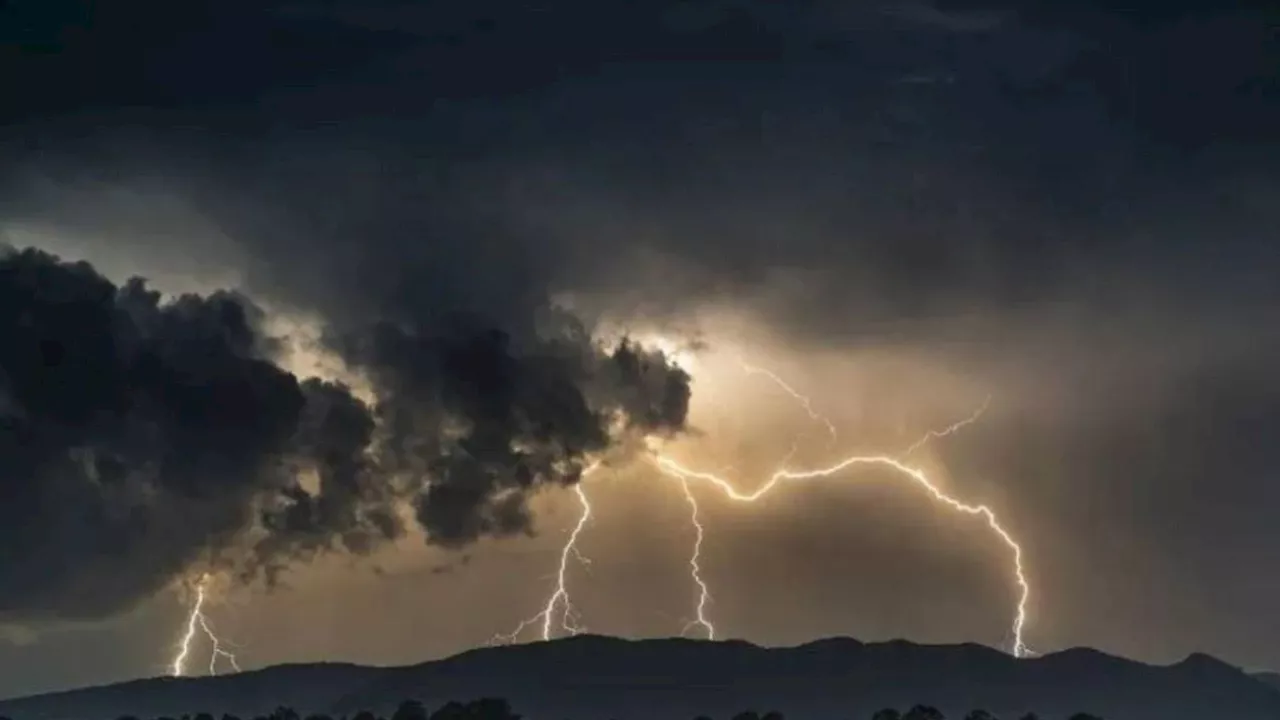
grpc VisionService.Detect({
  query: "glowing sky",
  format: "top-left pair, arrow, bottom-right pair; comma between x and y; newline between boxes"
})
1,0 -> 1278,699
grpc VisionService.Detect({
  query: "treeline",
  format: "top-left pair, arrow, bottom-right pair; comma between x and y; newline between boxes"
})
705,709 -> 1103,720
0,699 -> 1106,720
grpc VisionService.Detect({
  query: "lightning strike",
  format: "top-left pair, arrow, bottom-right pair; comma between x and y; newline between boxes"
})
491,463 -> 600,644
653,453 -> 1032,658
170,576 -> 241,677
677,476 -> 714,640
197,614 -> 242,675
490,349 -> 1023,657
901,395 -> 992,457
736,358 -> 839,443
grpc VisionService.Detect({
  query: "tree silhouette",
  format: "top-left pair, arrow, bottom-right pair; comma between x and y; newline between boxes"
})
418,698 -> 520,720
0,692 -> 1112,720
467,698 -> 520,720
392,701 -> 428,720
427,702 -> 466,720
903,707 -> 945,720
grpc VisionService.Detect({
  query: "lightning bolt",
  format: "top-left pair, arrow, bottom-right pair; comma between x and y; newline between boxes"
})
170,575 -> 242,677
489,348 -> 1030,657
491,463 -> 600,644
654,452 -> 1031,658
737,358 -> 839,443
674,367 -> 1010,650
677,476 -> 714,639
901,395 -> 992,457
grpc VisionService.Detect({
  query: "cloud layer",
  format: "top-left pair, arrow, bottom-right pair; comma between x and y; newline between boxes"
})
0,247 -> 689,621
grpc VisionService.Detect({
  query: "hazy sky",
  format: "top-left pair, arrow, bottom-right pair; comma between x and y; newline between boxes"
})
1,0 -> 1277,699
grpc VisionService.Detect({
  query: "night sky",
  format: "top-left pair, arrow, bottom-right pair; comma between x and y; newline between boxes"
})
1,0 -> 1277,699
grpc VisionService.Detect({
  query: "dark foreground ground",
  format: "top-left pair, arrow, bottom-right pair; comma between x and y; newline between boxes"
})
2,635 -> 1278,720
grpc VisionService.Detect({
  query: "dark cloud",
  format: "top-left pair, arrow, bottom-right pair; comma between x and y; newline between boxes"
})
0,247 -> 307,620
346,316 -> 688,547
0,247 -> 691,620
5,0 -> 711,622
253,378 -> 401,569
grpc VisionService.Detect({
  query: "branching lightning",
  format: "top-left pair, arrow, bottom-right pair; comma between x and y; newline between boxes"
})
665,385 -> 1011,648
654,452 -> 1031,658
170,575 -> 241,677
491,464 -> 600,644
667,359 -> 828,642
488,349 -> 1032,658
664,361 -> 1025,653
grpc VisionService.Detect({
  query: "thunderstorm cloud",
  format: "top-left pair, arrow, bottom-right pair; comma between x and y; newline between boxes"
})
0,0 -> 1277,695
0,246 -> 690,621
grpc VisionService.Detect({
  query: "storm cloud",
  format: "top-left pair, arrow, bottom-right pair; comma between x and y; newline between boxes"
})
0,247 -> 308,619
0,247 -> 690,621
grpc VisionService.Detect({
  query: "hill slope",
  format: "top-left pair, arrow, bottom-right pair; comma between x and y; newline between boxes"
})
1256,671 -> 1280,691
2,636 -> 1279,720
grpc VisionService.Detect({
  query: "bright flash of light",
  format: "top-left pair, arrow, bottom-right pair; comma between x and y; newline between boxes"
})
489,340 -> 1027,656
491,463 -> 601,644
677,476 -> 714,639
654,453 -> 1032,658
736,358 -> 839,444
169,575 -> 241,677
901,395 -> 992,457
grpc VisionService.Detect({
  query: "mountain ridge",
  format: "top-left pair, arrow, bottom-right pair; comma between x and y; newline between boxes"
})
3,635 -> 1278,720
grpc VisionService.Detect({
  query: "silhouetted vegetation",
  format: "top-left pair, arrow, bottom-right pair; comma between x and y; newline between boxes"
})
391,700 -> 429,720
863,709 -> 1100,720
57,697 -> 1109,720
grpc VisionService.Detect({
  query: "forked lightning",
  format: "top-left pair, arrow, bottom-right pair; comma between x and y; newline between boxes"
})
491,465 -> 600,644
157,359 -> 1028,660
170,575 -> 241,677
655,451 -> 1031,658
495,357 -> 1033,658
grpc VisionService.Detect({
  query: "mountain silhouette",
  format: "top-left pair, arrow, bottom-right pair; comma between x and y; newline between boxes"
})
2,636 -> 1279,720
1255,671 -> 1280,691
